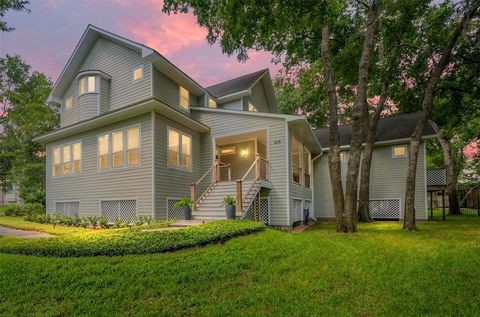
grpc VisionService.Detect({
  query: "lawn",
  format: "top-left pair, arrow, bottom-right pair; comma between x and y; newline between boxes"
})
1,217 -> 480,316
0,216 -> 87,235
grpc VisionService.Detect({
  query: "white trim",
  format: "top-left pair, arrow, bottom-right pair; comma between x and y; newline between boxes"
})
167,125 -> 193,172
52,139 -> 83,178
96,123 -> 142,173
215,90 -> 250,101
191,106 -> 302,121
285,121 -> 290,226
75,70 -> 111,81
328,135 -> 438,151
391,144 -> 407,158
151,111 -> 156,219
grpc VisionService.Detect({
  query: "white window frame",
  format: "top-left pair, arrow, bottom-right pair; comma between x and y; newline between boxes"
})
167,126 -> 192,172
132,66 -> 143,81
52,140 -> 82,177
79,75 -> 98,96
179,86 -> 190,111
65,97 -> 73,110
392,145 -> 407,158
96,124 -> 142,172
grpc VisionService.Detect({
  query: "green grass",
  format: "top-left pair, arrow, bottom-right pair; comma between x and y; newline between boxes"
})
0,216 -> 87,235
1,217 -> 480,316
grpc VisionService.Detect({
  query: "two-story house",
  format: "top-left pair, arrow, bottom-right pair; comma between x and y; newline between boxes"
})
34,25 -> 435,228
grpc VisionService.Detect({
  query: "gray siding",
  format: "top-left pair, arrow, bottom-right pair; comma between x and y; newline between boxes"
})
60,37 -> 152,127
313,143 -> 428,219
248,80 -> 270,113
153,69 -> 199,113
46,113 -> 153,217
192,110 -> 289,226
100,77 -> 110,114
220,99 -> 242,111
288,129 -> 313,224
154,113 -> 202,219
78,93 -> 98,121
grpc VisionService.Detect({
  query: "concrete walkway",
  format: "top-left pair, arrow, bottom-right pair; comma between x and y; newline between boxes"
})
0,225 -> 55,238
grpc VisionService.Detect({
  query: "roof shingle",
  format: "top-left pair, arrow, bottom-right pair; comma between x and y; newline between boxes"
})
205,69 -> 268,98
313,112 -> 436,148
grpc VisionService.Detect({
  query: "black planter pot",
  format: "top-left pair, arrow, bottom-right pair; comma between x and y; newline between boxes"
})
225,204 -> 236,219
183,205 -> 192,220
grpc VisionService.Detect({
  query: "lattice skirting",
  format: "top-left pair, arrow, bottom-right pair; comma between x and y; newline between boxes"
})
427,169 -> 446,186
369,199 -> 401,219
167,198 -> 184,220
100,199 -> 137,223
55,201 -> 79,217
243,197 -> 269,224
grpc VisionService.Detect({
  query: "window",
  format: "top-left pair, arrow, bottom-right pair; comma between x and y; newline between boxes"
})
340,152 -> 345,161
98,134 -> 109,170
65,97 -> 73,109
303,147 -> 311,188
209,98 -> 217,108
248,101 -> 258,112
392,145 -> 407,158
127,127 -> 140,166
52,142 -> 81,177
220,146 -> 235,155
168,127 -> 192,170
79,76 -> 97,95
291,136 -> 301,184
133,67 -> 143,81
112,130 -> 124,168
180,86 -> 189,110
97,126 -> 141,170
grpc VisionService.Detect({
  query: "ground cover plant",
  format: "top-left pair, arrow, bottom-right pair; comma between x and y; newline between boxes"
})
0,217 -> 479,316
0,220 -> 265,257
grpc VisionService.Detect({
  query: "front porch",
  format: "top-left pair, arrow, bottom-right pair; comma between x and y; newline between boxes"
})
190,130 -> 272,222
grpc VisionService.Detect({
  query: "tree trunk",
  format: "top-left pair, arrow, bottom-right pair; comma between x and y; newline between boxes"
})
344,0 -> 380,232
321,26 -> 346,232
403,5 -> 479,231
430,121 -> 461,215
358,84 -> 387,222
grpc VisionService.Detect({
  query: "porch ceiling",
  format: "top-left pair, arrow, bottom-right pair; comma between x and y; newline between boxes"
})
216,130 -> 267,146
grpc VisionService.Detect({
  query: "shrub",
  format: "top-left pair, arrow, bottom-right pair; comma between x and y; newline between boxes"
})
23,203 -> 45,216
0,220 -> 265,257
223,195 -> 236,206
174,197 -> 193,208
99,217 -> 109,229
3,204 -> 23,217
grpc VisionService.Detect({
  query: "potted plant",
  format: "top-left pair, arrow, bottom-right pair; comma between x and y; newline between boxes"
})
223,195 -> 236,220
174,197 -> 194,220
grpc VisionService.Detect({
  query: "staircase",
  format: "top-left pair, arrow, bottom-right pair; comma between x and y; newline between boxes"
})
192,180 -> 260,220
190,155 -> 270,221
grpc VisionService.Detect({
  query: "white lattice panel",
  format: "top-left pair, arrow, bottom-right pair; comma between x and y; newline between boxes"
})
369,199 -> 401,219
101,200 -> 137,223
243,197 -> 269,224
427,169 -> 446,186
167,199 -> 184,220
55,202 -> 79,216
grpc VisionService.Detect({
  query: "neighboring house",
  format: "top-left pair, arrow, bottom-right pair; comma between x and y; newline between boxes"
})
34,25 -> 435,228
0,185 -> 22,206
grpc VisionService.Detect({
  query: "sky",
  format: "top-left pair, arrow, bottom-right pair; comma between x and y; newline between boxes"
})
0,0 -> 282,87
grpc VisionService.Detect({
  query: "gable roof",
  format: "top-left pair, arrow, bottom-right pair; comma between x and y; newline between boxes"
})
313,112 -> 437,148
205,69 -> 268,98
47,25 -> 206,105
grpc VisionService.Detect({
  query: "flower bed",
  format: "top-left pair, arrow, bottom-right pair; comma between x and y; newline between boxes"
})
0,220 -> 265,257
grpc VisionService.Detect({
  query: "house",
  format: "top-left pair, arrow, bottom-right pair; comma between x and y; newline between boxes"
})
34,25 -> 435,228
0,185 -> 22,206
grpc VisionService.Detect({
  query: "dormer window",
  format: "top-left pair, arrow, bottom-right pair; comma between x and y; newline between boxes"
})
248,101 -> 258,112
133,67 -> 143,81
65,97 -> 73,109
209,98 -> 217,108
180,86 -> 189,110
79,75 -> 97,95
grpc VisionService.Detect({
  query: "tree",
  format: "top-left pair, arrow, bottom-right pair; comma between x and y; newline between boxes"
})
0,55 -> 58,204
163,0 -> 383,232
0,0 -> 29,32
403,3 -> 480,230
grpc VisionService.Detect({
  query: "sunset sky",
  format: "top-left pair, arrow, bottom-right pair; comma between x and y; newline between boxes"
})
0,0 -> 282,87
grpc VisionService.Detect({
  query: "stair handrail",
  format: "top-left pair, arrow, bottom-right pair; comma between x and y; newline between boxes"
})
236,155 -> 269,213
191,160 -> 227,211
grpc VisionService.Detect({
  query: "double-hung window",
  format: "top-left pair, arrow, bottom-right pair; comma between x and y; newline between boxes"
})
392,145 -> 407,158
168,127 -> 192,170
53,142 -> 81,177
291,136 -> 301,184
303,147 -> 311,188
79,76 -> 97,95
98,126 -> 140,170
179,86 -> 189,110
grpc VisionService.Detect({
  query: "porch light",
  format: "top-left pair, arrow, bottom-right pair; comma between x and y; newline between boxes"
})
241,149 -> 249,158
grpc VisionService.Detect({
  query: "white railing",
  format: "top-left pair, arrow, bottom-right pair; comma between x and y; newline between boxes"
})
190,160 -> 231,211
236,154 -> 269,213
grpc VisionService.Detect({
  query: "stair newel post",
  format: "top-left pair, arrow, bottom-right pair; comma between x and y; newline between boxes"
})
214,159 -> 220,182
190,183 -> 196,211
228,164 -> 232,182
236,180 -> 243,213
255,154 -> 261,180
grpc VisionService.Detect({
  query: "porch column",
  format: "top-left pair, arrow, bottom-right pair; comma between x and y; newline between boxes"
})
255,154 -> 261,179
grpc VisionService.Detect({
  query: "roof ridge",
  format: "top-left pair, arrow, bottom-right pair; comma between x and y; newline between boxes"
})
205,68 -> 268,89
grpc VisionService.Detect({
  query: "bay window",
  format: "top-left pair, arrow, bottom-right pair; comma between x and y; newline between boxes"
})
97,126 -> 140,170
168,127 -> 192,170
79,75 -> 97,95
52,142 -> 81,177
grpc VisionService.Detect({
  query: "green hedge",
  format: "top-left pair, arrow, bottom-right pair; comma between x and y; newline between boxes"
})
0,220 -> 265,257
1,203 -> 44,217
